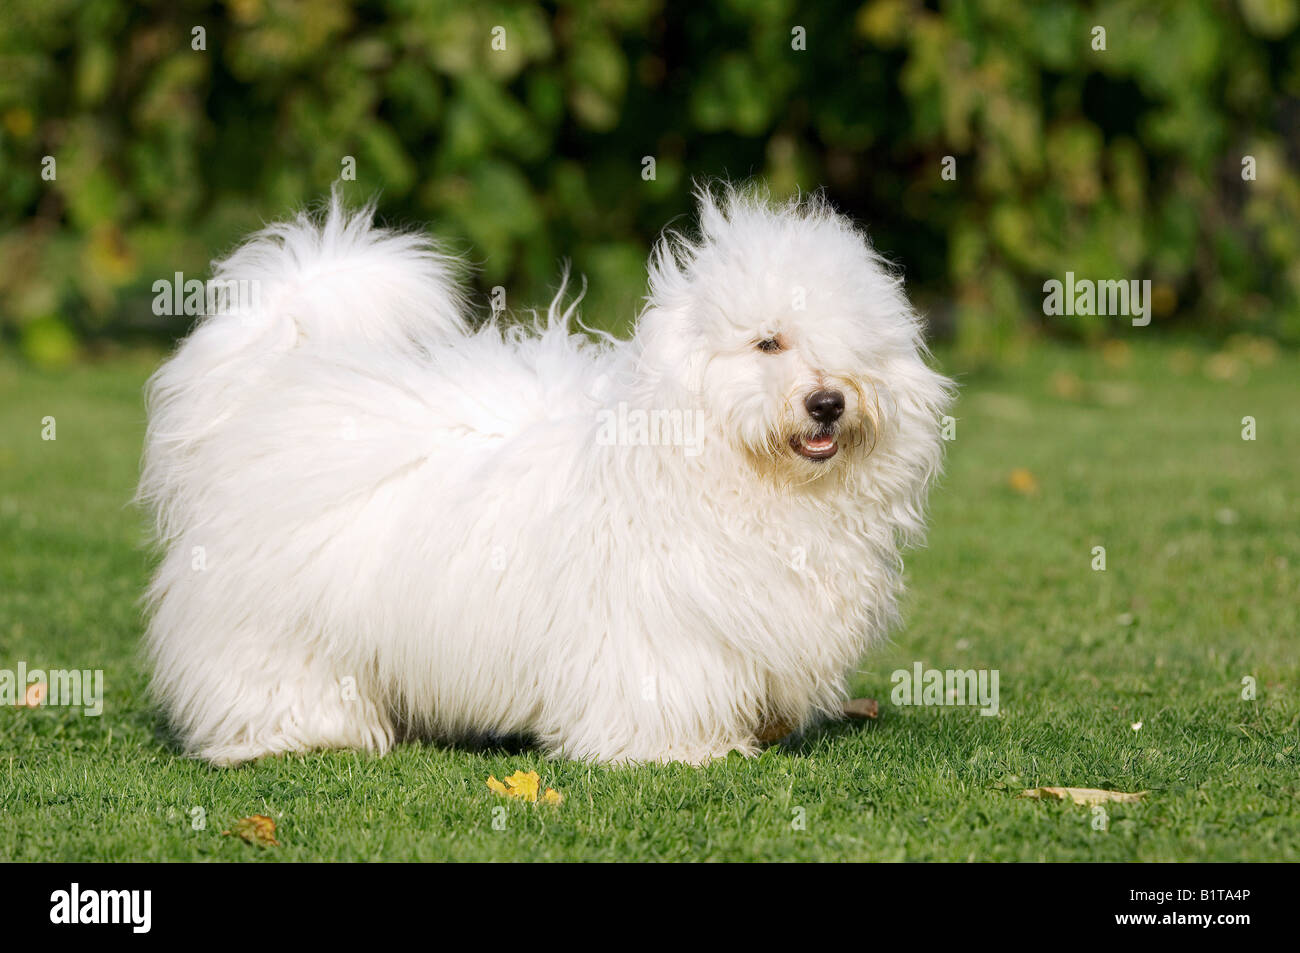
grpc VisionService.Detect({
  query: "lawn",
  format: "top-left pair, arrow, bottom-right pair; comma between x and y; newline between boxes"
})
0,339 -> 1296,861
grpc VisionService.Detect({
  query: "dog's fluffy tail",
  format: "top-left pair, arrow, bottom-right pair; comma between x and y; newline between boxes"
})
139,194 -> 467,540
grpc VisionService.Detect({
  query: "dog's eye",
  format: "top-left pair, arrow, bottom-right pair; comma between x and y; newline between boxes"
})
756,338 -> 782,354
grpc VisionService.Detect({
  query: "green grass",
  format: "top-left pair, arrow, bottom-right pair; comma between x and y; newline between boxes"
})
0,340 -> 1296,861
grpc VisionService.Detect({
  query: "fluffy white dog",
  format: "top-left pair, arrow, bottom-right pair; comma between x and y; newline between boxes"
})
139,185 -> 953,766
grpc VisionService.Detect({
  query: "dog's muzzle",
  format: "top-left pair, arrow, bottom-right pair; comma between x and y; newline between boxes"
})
791,389 -> 844,460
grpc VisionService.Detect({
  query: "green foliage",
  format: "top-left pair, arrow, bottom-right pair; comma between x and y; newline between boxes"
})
1,0 -> 1298,359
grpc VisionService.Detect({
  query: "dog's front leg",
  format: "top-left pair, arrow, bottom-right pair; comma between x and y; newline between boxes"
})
541,717 -> 761,766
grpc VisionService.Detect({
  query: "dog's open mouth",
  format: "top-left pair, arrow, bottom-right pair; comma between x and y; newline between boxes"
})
790,428 -> 838,461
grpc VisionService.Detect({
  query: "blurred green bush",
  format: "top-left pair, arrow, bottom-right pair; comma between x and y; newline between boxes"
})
1,0 -> 1297,367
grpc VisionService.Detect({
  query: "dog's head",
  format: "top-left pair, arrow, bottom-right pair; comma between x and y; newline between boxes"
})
636,185 -> 952,511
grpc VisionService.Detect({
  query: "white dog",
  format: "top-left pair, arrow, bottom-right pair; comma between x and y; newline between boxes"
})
139,185 -> 953,766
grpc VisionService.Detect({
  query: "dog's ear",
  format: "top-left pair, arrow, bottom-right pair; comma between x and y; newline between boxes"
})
633,304 -> 707,404
633,227 -> 711,404
869,354 -> 955,547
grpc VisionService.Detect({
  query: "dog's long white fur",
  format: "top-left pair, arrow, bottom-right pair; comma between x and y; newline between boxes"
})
139,185 -> 954,765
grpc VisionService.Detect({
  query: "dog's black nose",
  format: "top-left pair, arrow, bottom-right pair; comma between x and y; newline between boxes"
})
805,389 -> 845,424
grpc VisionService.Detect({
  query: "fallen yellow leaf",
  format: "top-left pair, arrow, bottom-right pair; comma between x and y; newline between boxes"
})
1101,339 -> 1131,369
222,814 -> 280,846
542,788 -> 563,805
1049,371 -> 1084,401
1020,787 -> 1146,806
486,770 -> 542,802
1008,468 -> 1039,495
1205,352 -> 1244,382
17,682 -> 46,707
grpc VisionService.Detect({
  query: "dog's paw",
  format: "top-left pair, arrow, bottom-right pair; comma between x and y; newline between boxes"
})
194,741 -> 291,767
662,739 -> 761,766
756,716 -> 797,744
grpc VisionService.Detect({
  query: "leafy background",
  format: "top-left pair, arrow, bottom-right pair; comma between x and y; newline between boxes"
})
1,0 -> 1298,368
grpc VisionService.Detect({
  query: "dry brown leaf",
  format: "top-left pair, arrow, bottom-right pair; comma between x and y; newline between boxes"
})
843,697 -> 879,719
1020,787 -> 1146,806
222,814 -> 280,847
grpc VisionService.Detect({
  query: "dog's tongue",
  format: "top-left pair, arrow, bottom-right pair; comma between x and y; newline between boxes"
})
791,431 -> 838,460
